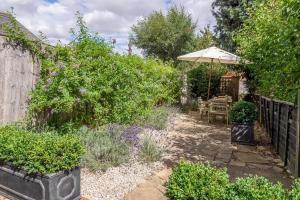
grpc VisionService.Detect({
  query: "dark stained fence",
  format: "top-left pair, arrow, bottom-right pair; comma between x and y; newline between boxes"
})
253,94 -> 299,176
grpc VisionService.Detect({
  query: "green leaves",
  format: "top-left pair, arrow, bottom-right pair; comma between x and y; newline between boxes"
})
235,0 -> 300,102
212,0 -> 253,52
229,101 -> 257,124
23,16 -> 179,130
167,162 -> 297,200
131,6 -> 196,63
166,161 -> 229,200
226,176 -> 287,200
0,126 -> 84,175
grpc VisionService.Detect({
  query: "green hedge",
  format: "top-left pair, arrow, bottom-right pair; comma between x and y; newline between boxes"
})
167,161 -> 300,200
0,126 -> 84,175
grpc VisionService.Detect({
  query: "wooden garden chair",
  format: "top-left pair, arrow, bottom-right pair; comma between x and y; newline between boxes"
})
208,97 -> 230,125
198,97 -> 209,119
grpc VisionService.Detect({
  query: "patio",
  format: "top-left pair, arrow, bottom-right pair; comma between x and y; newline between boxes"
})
125,111 -> 292,200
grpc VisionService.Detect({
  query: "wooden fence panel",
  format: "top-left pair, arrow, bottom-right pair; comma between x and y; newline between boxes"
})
287,109 -> 297,174
0,36 -> 39,124
254,94 -> 298,176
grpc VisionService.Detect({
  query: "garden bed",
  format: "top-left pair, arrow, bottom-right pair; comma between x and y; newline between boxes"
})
80,110 -> 177,200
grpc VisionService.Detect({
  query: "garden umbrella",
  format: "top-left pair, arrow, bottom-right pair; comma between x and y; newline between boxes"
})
177,46 -> 243,100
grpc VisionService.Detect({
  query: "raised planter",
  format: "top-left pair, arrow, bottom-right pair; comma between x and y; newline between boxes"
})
231,123 -> 254,145
0,164 -> 81,200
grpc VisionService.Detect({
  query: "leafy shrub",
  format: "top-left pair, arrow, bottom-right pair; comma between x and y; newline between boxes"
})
166,161 -> 229,200
290,179 -> 300,200
235,0 -> 300,101
0,126 -> 84,175
229,101 -> 257,124
78,125 -> 129,171
188,65 -> 226,100
139,136 -> 161,163
136,106 -> 176,130
226,176 -> 287,200
2,13 -> 179,131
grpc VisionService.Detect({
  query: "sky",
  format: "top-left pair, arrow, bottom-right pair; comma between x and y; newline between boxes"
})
0,0 -> 216,54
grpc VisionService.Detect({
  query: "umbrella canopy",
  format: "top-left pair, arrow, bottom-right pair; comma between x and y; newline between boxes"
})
177,46 -> 243,101
177,46 -> 241,65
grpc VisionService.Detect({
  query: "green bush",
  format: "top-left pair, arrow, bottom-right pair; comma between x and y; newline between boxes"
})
229,101 -> 257,124
188,65 -> 226,99
290,179 -> 300,200
2,13 -> 179,131
226,176 -> 287,200
235,0 -> 300,101
166,161 -> 229,200
0,126 -> 84,175
78,125 -> 129,171
139,136 -> 161,163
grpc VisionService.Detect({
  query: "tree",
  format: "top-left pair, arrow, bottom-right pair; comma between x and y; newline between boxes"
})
131,6 -> 196,64
212,0 -> 253,52
235,0 -> 300,102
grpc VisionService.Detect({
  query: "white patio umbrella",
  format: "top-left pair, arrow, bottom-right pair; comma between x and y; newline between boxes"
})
177,46 -> 243,100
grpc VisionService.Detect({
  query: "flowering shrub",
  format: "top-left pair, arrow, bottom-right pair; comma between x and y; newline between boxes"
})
78,125 -> 129,171
21,15 -> 179,130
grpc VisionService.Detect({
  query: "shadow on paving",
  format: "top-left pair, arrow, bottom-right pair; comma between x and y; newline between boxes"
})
162,111 -> 293,188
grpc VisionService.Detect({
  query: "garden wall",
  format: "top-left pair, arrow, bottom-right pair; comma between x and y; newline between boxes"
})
253,93 -> 300,177
0,36 -> 39,124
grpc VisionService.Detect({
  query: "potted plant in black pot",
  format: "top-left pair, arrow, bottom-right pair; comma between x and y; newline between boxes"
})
0,126 -> 84,200
229,101 -> 257,145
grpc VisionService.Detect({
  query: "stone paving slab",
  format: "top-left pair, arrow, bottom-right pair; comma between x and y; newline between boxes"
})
125,111 -> 293,200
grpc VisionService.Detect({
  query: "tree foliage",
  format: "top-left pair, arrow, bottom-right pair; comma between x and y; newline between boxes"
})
212,0 -> 253,52
131,6 -> 196,64
235,0 -> 300,102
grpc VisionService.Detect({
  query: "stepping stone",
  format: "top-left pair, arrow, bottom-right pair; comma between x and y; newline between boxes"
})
248,163 -> 272,170
273,166 -> 284,173
216,153 -> 232,163
154,169 -> 172,181
234,152 -> 269,164
236,145 -> 256,153
229,160 -> 246,167
201,149 -> 217,156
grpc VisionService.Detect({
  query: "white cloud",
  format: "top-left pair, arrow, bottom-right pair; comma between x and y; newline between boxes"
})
0,0 -> 216,53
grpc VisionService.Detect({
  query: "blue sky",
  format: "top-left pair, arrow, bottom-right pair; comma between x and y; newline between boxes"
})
0,0 -> 215,54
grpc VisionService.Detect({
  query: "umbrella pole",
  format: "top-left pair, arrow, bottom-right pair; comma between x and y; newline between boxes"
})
207,61 -> 213,101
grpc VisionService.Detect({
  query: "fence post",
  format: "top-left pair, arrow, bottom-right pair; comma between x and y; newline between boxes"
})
259,95 -> 262,124
295,90 -> 300,177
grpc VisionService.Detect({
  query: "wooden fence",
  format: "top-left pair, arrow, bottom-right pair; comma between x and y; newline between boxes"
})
253,91 -> 300,177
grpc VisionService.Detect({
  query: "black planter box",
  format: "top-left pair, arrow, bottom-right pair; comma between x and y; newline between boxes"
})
0,164 -> 80,200
231,123 -> 254,145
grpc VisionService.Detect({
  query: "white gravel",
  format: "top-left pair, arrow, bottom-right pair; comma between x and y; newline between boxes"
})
81,162 -> 163,200
81,110 -> 178,200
